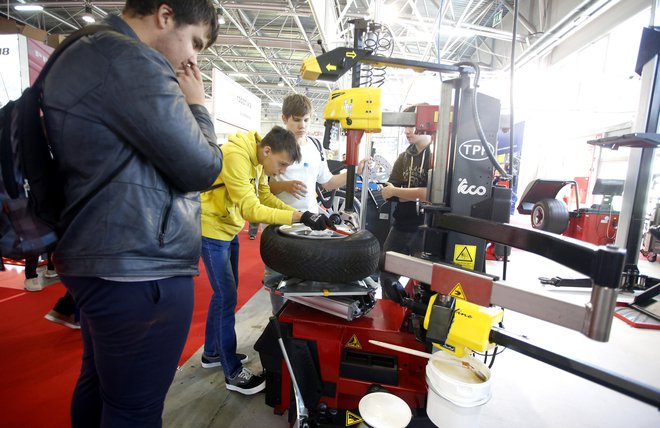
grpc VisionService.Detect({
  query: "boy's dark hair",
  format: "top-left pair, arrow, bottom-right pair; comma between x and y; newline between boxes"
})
260,126 -> 301,163
124,0 -> 219,48
282,93 -> 312,118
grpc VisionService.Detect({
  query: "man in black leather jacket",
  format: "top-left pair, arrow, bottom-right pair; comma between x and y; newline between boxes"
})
41,1 -> 222,427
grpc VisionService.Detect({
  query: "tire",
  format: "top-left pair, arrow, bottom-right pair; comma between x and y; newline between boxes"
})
260,224 -> 380,283
647,253 -> 657,263
531,198 -> 569,234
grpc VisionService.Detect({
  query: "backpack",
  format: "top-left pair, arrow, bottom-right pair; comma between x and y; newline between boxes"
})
0,25 -> 110,260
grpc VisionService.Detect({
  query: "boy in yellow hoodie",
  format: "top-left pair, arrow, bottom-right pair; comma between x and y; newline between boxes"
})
200,126 -> 334,395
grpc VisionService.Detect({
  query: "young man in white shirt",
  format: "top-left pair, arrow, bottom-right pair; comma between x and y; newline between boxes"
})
266,94 -> 364,312
268,93 -> 352,211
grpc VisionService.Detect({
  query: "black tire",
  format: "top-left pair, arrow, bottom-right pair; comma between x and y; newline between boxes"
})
531,198 -> 569,234
260,225 -> 380,282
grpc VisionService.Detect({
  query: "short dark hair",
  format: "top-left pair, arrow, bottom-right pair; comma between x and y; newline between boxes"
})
282,93 -> 312,118
124,1 -> 219,49
260,126 -> 301,163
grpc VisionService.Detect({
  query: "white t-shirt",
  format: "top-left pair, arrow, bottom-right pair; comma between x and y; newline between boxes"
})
271,137 -> 334,212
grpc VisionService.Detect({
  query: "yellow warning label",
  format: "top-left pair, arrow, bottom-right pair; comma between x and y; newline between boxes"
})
345,334 -> 361,349
449,283 -> 467,300
454,245 -> 477,270
346,410 -> 363,426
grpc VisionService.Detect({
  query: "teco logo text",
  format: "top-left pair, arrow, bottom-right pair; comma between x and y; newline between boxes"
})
457,178 -> 487,196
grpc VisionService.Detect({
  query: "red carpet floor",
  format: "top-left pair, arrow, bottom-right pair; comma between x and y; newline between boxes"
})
0,228 -> 264,428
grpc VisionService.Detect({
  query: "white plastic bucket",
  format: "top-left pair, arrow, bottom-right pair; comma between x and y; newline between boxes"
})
425,353 -> 492,428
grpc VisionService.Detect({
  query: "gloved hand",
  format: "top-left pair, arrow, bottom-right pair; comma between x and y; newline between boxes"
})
301,211 -> 336,231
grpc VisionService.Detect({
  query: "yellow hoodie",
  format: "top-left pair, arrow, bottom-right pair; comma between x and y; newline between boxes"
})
201,131 -> 296,241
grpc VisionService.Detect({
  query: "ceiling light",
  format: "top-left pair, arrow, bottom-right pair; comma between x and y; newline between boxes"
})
15,4 -> 44,12
277,78 -> 284,87
82,4 -> 96,24
218,10 -> 226,25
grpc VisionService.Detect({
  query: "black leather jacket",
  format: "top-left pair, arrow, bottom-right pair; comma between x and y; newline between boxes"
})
42,15 -> 222,277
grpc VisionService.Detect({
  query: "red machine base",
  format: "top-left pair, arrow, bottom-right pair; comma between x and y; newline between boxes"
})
272,299 -> 429,416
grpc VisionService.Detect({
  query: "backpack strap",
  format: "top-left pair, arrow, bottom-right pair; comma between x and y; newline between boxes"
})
34,24 -> 114,89
204,182 -> 225,192
308,135 -> 325,162
0,101 -> 18,198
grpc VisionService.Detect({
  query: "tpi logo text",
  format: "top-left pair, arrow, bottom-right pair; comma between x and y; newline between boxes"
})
458,139 -> 495,162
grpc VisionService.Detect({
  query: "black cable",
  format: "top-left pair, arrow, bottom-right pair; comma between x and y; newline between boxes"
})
456,61 -> 510,177
509,0 -> 519,178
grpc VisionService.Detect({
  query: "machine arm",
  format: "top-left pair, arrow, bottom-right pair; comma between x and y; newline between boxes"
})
428,212 -> 625,290
489,327 -> 660,409
384,252 -> 660,409
300,47 -> 467,82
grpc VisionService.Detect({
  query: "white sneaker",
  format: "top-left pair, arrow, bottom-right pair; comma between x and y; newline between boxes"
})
24,277 -> 43,292
43,269 -> 58,278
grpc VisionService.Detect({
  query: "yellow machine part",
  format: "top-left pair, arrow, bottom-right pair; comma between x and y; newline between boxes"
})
300,56 -> 322,81
424,294 -> 504,358
323,88 -> 382,132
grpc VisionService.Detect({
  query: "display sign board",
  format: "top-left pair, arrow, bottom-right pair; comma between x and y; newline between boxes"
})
0,34 -> 29,108
212,68 -> 261,135
26,38 -> 53,85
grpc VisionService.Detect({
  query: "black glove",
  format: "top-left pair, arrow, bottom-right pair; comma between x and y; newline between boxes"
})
301,211 -> 336,231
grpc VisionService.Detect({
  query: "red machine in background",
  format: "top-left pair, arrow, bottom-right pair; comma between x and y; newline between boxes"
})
516,178 -> 623,245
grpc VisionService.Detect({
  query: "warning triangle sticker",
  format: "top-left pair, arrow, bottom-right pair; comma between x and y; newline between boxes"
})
345,334 -> 361,349
346,410 -> 363,426
450,283 -> 466,300
456,246 -> 473,262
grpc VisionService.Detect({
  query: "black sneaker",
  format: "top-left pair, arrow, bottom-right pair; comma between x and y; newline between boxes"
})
201,353 -> 248,369
225,367 -> 266,395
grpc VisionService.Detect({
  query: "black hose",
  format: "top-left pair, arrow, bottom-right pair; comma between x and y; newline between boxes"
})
456,61 -> 510,178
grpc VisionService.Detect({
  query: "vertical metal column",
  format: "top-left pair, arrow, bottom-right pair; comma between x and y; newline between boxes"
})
614,25 -> 660,287
343,19 -> 368,214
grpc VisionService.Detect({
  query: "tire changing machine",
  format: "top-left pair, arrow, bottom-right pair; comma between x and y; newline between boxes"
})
256,25 -> 660,428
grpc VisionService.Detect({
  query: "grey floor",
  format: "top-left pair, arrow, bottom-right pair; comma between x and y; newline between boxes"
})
163,250 -> 660,428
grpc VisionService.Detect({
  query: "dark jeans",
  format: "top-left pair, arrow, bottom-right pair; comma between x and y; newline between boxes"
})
62,276 -> 194,428
248,222 -> 260,238
24,253 -> 55,279
200,235 -> 242,378
378,226 -> 424,302
53,291 -> 77,316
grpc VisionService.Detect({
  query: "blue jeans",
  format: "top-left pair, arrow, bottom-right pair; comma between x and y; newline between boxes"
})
62,276 -> 194,428
201,235 -> 242,378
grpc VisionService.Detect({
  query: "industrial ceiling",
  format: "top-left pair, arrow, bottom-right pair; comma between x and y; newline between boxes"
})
0,1 -> 649,121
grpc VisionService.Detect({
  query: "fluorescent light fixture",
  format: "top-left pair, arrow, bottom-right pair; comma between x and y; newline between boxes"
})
82,4 -> 95,23
15,5 -> 44,11
381,4 -> 399,25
